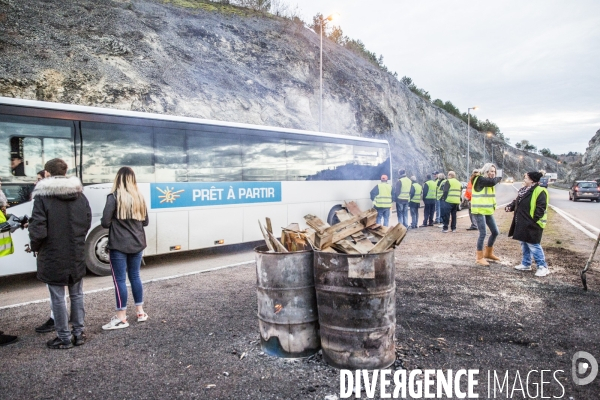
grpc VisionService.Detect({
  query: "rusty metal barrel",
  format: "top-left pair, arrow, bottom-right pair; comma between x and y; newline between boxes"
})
314,249 -> 396,369
254,245 -> 320,358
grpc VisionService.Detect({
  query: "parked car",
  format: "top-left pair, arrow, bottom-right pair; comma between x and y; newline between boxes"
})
569,181 -> 600,202
539,177 -> 549,188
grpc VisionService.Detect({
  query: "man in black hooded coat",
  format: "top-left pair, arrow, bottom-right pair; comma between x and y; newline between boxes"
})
29,158 -> 91,349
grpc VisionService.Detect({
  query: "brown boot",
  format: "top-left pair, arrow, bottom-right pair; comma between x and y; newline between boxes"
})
476,250 -> 489,266
484,246 -> 501,261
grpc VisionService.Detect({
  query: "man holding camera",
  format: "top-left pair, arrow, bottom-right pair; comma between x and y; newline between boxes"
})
28,158 -> 91,349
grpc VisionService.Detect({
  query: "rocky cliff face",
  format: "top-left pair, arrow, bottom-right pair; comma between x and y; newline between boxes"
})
565,129 -> 600,183
0,0 -> 563,180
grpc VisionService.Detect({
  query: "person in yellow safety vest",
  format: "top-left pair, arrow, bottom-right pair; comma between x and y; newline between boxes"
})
439,171 -> 462,233
0,190 -> 18,347
370,174 -> 392,227
434,172 -> 445,224
392,169 -> 411,228
420,174 -> 437,227
465,169 -> 480,231
471,163 -> 503,266
505,171 -> 550,277
408,176 -> 422,229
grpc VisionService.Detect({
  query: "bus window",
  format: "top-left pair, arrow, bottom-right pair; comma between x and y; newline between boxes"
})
155,128 -> 187,182
286,140 -> 324,181
21,137 -> 43,176
0,115 -> 74,205
82,122 -> 154,183
242,136 -> 286,181
187,131 -> 242,182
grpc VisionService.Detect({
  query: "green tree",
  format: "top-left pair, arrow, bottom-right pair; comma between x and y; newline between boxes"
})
328,26 -> 345,44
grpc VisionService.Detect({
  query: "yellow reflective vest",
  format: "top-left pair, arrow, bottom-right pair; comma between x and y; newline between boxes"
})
424,180 -> 437,200
471,176 -> 496,215
444,178 -> 462,205
373,183 -> 393,208
410,183 -> 422,204
0,213 -> 14,258
531,186 -> 548,228
397,177 -> 412,201
436,179 -> 446,200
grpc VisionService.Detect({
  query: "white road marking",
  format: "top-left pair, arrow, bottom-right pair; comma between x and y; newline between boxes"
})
548,204 -> 599,240
0,260 -> 255,311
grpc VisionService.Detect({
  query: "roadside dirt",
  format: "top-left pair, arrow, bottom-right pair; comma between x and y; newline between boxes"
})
1,208 -> 599,399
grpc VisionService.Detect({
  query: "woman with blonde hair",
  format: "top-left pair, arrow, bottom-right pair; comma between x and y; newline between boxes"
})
471,163 -> 502,266
101,167 -> 149,330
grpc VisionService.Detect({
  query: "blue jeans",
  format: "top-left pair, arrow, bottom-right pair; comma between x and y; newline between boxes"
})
521,242 -> 547,267
395,202 -> 409,228
409,204 -> 419,228
110,250 -> 144,311
48,280 -> 84,342
375,207 -> 390,227
473,214 -> 499,251
434,200 -> 441,223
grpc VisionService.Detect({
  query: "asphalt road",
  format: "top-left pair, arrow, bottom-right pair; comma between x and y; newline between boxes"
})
546,186 -> 600,231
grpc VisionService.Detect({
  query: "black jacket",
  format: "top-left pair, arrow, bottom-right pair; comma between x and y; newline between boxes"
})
507,185 -> 547,244
29,176 -> 92,285
101,193 -> 149,254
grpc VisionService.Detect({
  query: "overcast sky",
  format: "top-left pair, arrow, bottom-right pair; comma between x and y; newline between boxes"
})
282,0 -> 600,154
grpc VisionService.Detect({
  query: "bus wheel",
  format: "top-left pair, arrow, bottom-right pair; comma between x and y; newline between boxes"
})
327,205 -> 345,225
85,226 -> 111,276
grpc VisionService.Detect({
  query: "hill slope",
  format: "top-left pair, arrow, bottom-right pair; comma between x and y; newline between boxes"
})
0,0 -> 562,179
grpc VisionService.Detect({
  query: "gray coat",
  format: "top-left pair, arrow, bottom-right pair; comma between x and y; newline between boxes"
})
29,176 -> 92,285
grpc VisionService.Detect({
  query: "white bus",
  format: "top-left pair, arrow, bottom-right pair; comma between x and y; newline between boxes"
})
0,97 -> 391,276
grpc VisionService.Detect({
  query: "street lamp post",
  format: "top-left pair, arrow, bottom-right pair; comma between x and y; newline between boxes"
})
467,106 -> 478,181
319,13 -> 337,132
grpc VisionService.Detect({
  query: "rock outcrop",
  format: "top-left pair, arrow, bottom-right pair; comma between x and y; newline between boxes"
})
0,0 -> 564,180
565,129 -> 600,183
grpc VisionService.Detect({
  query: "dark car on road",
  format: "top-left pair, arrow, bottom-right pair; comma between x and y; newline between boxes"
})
569,181 -> 600,202
539,177 -> 549,188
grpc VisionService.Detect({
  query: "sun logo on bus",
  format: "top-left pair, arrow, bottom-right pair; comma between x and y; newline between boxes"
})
156,186 -> 185,204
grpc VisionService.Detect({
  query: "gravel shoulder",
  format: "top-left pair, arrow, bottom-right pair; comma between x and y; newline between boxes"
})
1,209 -> 599,399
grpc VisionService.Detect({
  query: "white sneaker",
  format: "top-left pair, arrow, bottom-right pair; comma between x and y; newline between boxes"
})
514,264 -> 532,271
137,312 -> 148,323
535,267 -> 549,277
102,316 -> 129,330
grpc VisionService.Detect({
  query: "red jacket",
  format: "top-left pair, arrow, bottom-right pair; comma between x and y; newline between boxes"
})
465,181 -> 473,201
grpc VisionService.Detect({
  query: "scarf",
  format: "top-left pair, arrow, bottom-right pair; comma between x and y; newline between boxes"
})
516,183 -> 538,204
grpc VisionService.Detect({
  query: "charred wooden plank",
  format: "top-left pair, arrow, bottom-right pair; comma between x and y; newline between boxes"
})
267,229 -> 289,253
344,201 -> 363,216
353,238 -> 375,254
258,220 -> 275,252
304,214 -> 330,234
266,217 -> 273,234
331,240 -> 361,254
335,209 -> 352,222
369,224 -> 407,254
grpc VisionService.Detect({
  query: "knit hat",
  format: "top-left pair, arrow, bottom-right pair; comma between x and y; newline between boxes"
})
398,169 -> 406,176
527,171 -> 543,182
